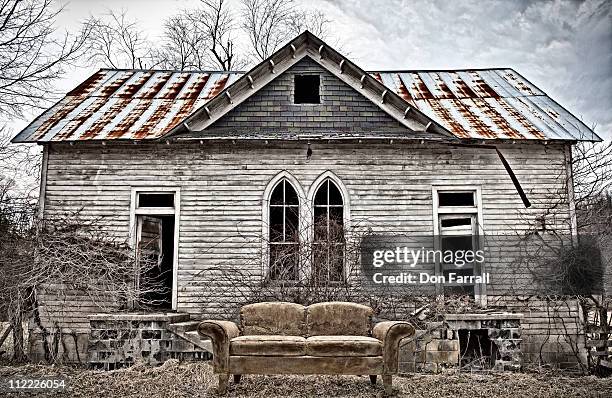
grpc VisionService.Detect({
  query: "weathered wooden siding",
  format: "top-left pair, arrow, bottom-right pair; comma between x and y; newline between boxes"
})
42,140 -> 571,305
38,139 -> 581,365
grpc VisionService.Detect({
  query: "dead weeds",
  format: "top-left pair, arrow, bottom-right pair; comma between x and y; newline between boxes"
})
0,360 -> 610,397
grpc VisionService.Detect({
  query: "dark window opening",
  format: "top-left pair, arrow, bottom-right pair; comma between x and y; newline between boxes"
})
137,215 -> 174,309
138,193 -> 174,208
441,235 -> 474,252
441,217 -> 472,228
294,75 -> 320,104
313,179 -> 345,282
269,179 -> 300,280
438,192 -> 475,207
458,329 -> 499,370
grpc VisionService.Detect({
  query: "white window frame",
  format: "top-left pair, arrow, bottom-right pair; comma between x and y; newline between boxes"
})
432,186 -> 486,305
129,187 -> 181,310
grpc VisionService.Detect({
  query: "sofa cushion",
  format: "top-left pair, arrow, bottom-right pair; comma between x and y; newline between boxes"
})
305,336 -> 382,357
240,302 -> 306,335
230,335 -> 306,356
306,302 -> 373,336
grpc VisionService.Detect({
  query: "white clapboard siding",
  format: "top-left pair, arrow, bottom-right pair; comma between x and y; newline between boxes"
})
42,140 -> 572,319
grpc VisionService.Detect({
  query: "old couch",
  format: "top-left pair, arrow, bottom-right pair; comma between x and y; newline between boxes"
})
198,301 -> 415,394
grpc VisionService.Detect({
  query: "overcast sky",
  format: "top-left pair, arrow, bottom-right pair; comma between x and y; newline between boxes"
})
10,0 -> 612,139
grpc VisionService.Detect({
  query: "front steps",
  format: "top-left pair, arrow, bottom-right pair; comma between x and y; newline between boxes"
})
88,312 -> 211,370
167,320 -> 213,353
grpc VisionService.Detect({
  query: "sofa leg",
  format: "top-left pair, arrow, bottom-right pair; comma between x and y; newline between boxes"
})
218,374 -> 229,394
233,374 -> 242,384
369,375 -> 377,385
382,375 -> 392,395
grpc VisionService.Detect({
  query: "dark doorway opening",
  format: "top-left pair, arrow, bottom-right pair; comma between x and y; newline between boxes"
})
458,329 -> 499,370
137,215 -> 174,309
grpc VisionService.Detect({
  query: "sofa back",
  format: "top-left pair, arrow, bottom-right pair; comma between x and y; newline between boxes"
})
240,302 -> 306,335
306,302 -> 373,336
239,301 -> 373,337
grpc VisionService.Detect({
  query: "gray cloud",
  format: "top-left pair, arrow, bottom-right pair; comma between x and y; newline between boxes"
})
318,0 -> 612,138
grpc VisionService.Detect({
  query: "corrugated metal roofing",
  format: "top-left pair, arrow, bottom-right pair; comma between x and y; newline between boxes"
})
376,69 -> 598,141
13,69 -> 242,142
12,67 -> 599,143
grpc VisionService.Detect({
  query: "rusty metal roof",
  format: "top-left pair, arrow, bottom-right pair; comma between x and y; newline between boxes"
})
376,69 -> 598,141
12,69 -> 242,142
12,67 -> 599,143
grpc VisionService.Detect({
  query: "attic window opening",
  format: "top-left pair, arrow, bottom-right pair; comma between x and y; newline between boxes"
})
294,75 -> 320,104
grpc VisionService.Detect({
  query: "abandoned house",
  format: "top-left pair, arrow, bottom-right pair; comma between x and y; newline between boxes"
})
11,31 -> 605,371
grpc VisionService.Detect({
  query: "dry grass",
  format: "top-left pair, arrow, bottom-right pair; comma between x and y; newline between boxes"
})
0,360 -> 610,397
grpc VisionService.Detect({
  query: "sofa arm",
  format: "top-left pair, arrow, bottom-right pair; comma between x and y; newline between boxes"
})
373,321 -> 415,373
198,320 -> 240,373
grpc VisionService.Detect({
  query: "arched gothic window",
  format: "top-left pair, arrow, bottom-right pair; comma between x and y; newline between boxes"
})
313,179 -> 345,281
268,179 -> 300,280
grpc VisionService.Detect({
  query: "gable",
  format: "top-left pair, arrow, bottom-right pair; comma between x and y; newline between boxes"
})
208,57 -> 408,134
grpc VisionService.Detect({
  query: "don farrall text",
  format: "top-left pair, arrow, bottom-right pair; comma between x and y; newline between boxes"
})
370,246 -> 489,285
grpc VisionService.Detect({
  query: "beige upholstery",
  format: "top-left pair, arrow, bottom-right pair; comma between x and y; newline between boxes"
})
197,320 -> 240,374
305,335 -> 382,357
240,302 -> 306,335
373,321 -> 415,374
230,335 -> 306,356
306,301 -> 373,336
198,301 -> 415,394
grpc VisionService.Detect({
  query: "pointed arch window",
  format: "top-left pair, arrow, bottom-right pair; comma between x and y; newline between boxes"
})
268,179 -> 300,280
313,179 -> 345,281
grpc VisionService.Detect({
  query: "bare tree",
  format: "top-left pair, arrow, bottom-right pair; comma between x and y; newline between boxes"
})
0,126 -> 41,202
572,140 -> 612,231
156,14 -> 207,70
157,1 -> 244,71
198,0 -> 243,71
85,9 -> 155,69
285,9 -> 330,38
241,0 -> 331,62
0,0 -> 90,119
0,210 -> 168,362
